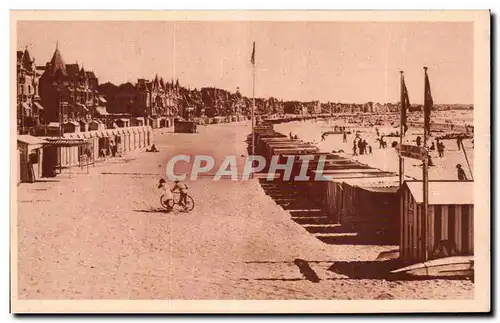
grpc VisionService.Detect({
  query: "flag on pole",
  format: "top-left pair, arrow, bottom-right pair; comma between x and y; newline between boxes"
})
251,42 -> 255,65
401,75 -> 410,135
424,68 -> 433,134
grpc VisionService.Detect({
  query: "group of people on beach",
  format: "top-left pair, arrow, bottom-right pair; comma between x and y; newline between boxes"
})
352,135 -> 372,156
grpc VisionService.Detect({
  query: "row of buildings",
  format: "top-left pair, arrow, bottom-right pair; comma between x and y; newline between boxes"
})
17,46 -> 108,135
16,46 -> 188,135
18,46 -> 471,137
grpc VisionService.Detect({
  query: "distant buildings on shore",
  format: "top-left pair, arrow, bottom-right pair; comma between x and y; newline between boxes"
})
16,45 -> 474,135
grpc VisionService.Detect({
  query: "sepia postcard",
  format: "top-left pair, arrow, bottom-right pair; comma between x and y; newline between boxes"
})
10,10 -> 490,313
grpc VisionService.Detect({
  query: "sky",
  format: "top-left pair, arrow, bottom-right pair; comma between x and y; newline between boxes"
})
17,21 -> 473,104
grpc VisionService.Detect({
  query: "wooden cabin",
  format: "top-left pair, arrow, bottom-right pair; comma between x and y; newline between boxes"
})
63,121 -> 80,133
174,120 -> 197,133
322,172 -> 400,238
17,135 -> 48,183
400,180 -> 474,263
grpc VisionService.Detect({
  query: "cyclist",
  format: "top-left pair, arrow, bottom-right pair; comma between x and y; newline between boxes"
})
172,179 -> 189,211
158,178 -> 173,211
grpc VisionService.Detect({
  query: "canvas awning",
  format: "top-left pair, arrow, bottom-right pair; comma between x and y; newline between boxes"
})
17,135 -> 48,146
33,102 -> 44,110
96,106 -> 110,116
43,138 -> 88,147
97,131 -> 109,138
77,103 -> 89,112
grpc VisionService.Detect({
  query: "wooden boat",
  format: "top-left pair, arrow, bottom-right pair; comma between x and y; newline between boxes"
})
390,256 -> 474,278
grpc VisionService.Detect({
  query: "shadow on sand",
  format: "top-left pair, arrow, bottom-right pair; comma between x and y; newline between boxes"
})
328,259 -> 404,280
28,179 -> 60,183
133,208 -> 169,214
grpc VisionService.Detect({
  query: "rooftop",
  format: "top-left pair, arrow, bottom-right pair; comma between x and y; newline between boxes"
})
17,135 -> 48,146
406,180 -> 474,205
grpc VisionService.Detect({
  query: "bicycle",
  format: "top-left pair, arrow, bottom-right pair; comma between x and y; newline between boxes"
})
160,191 -> 195,212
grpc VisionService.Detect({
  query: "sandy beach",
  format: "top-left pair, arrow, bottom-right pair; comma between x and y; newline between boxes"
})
276,118 -> 474,181
17,121 -> 473,300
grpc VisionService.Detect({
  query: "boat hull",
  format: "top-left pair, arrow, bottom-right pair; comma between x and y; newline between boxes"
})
391,256 -> 474,278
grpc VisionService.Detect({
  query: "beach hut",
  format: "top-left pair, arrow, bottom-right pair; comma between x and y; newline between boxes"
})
63,121 -> 80,133
174,120 -> 197,133
323,172 -> 399,226
159,118 -> 167,128
115,118 -> 130,128
137,127 -> 144,148
131,127 -> 138,150
42,137 -> 88,173
82,131 -> 99,160
17,135 -> 48,183
89,120 -> 104,131
132,117 -> 145,127
79,120 -> 88,133
340,175 -> 400,239
97,130 -> 111,158
400,180 -> 474,263
122,128 -> 130,152
145,126 -> 153,147
113,129 -> 124,154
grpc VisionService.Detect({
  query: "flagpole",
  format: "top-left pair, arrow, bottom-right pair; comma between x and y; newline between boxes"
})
423,66 -> 429,261
461,140 -> 474,180
399,71 -> 404,187
399,70 -> 405,258
251,43 -> 256,179
252,60 -> 255,158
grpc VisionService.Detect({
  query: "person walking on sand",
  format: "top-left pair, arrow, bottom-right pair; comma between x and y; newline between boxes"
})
456,137 -> 463,151
438,141 -> 445,158
352,141 -> 358,156
416,136 -> 422,147
358,138 -> 364,155
110,140 -> 117,157
456,164 -> 468,180
362,140 -> 368,154
343,132 -> 347,143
